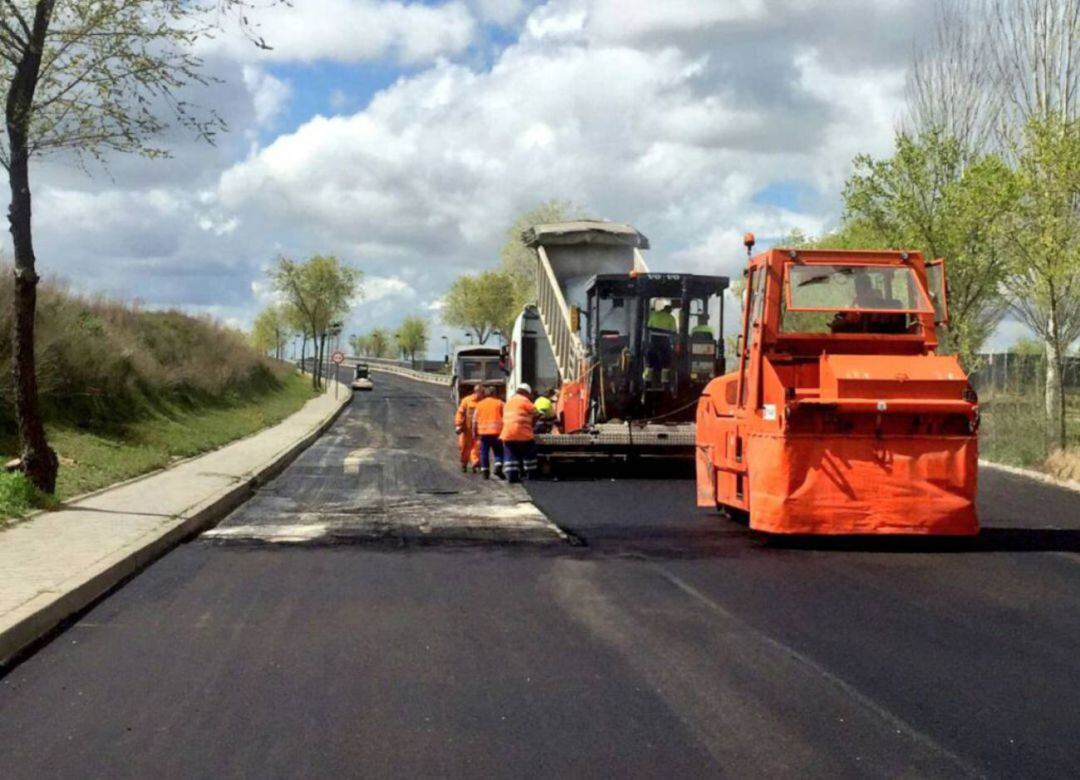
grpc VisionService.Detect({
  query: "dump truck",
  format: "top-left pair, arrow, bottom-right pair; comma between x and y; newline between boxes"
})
450,345 -> 504,406
695,238 -> 979,535
508,220 -> 729,461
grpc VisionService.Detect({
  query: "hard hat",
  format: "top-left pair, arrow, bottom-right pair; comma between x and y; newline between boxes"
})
654,298 -> 671,311
517,383 -> 532,395
535,396 -> 554,415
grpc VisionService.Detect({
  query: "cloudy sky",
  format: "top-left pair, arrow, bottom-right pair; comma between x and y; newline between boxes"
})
20,0 -> 978,353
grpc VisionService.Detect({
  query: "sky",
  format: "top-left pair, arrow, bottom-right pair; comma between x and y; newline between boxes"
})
17,0 -> 1027,354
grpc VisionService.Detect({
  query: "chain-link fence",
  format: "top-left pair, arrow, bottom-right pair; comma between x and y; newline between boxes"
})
970,353 -> 1080,467
969,353 -> 1080,395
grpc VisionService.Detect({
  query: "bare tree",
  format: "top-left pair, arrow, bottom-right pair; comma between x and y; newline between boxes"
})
913,1 -> 1080,449
906,0 -> 1002,154
990,0 -> 1080,128
988,0 -> 1080,448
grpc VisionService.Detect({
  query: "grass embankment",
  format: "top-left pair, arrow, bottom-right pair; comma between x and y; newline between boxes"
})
0,270 -> 318,521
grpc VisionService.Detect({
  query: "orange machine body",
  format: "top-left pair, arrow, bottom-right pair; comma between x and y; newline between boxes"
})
695,248 -> 978,535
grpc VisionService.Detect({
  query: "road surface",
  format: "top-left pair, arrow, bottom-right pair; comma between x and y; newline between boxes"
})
1,371 -> 1078,778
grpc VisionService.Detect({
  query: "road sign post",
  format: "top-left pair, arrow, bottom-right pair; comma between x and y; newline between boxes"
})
331,350 -> 345,399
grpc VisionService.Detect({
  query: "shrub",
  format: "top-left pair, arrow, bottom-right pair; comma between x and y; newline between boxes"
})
0,471 -> 42,518
0,267 -> 288,432
1044,450 -> 1080,483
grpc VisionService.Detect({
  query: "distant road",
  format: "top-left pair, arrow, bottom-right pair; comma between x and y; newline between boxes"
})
1,371 -> 1078,778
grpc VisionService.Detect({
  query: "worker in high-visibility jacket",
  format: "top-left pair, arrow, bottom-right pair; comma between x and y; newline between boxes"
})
472,384 -> 505,480
454,384 -> 483,473
533,390 -> 556,434
500,383 -> 539,483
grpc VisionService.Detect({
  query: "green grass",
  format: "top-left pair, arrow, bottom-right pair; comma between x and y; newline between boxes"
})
1,372 -> 316,512
0,472 -> 57,522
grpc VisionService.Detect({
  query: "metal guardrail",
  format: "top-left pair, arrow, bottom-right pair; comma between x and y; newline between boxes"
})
363,362 -> 451,387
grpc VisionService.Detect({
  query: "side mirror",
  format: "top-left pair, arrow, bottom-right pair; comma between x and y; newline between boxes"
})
925,258 -> 949,325
736,334 -> 745,360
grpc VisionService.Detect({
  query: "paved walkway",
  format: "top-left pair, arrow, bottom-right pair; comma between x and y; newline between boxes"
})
0,382 -> 350,665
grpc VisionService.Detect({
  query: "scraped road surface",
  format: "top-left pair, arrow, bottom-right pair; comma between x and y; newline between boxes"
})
2,372 -> 1080,778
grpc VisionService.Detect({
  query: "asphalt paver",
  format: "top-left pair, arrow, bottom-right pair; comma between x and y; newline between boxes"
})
2,372 -> 1079,778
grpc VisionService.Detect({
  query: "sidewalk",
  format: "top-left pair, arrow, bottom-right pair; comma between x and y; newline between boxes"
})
0,381 -> 350,666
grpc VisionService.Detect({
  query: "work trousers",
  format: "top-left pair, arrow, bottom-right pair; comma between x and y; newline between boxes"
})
479,435 -> 503,475
502,439 -> 537,483
457,431 -> 480,467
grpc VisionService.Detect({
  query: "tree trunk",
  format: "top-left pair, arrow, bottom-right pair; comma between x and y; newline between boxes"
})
6,59 -> 58,492
1044,305 -> 1066,451
300,333 -> 308,374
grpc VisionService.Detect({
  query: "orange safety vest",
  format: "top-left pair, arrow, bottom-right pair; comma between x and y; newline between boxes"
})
455,393 -> 481,432
473,397 -> 504,437
500,393 -> 536,442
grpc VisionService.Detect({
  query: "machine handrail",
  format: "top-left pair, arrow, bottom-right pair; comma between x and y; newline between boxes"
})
534,245 -> 587,384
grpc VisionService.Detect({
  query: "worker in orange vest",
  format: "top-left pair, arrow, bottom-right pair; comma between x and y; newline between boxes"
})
454,384 -> 483,473
500,383 -> 538,483
472,384 -> 505,480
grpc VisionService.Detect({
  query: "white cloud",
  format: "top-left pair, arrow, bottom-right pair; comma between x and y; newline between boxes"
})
586,0 -> 766,42
469,0 -> 530,26
362,275 -> 417,302
242,66 -> 293,126
204,0 -> 477,64
25,0 -> 930,350
216,0 -> 913,297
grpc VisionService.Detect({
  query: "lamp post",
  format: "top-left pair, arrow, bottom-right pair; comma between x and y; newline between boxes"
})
465,332 -> 474,345
442,335 -> 449,363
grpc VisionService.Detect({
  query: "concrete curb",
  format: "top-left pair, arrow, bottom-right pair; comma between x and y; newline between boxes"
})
0,382 -> 351,668
979,458 -> 1080,495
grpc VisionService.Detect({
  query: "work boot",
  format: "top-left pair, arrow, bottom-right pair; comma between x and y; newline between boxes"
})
461,463 -> 468,473
482,471 -> 490,480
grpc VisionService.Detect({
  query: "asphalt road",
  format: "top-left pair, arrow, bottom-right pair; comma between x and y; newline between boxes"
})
2,371 -> 1079,779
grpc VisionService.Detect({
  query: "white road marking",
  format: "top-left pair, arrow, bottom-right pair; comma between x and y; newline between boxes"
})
203,523 -> 330,543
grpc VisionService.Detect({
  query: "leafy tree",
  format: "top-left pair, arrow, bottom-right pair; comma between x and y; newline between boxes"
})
354,330 -> 371,356
271,255 -> 362,389
441,271 -> 518,344
251,306 -> 290,359
0,0 -> 271,492
368,327 -> 392,358
1010,337 -> 1046,356
282,303 -> 311,372
395,316 -> 429,368
841,130 -> 1016,364
1000,117 -> 1080,449
499,199 -> 588,304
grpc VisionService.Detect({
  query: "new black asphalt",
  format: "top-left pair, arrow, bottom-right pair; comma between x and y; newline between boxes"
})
2,372 -> 1079,778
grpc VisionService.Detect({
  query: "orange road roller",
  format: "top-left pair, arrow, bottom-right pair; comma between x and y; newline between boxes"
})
695,240 -> 978,535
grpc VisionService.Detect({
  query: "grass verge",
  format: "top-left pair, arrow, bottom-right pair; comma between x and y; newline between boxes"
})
0,372 -> 317,521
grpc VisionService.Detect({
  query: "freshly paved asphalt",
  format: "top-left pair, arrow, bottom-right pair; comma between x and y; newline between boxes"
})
2,372 -> 1079,779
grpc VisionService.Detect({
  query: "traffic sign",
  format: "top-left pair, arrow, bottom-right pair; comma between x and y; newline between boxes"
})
331,350 -> 345,365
